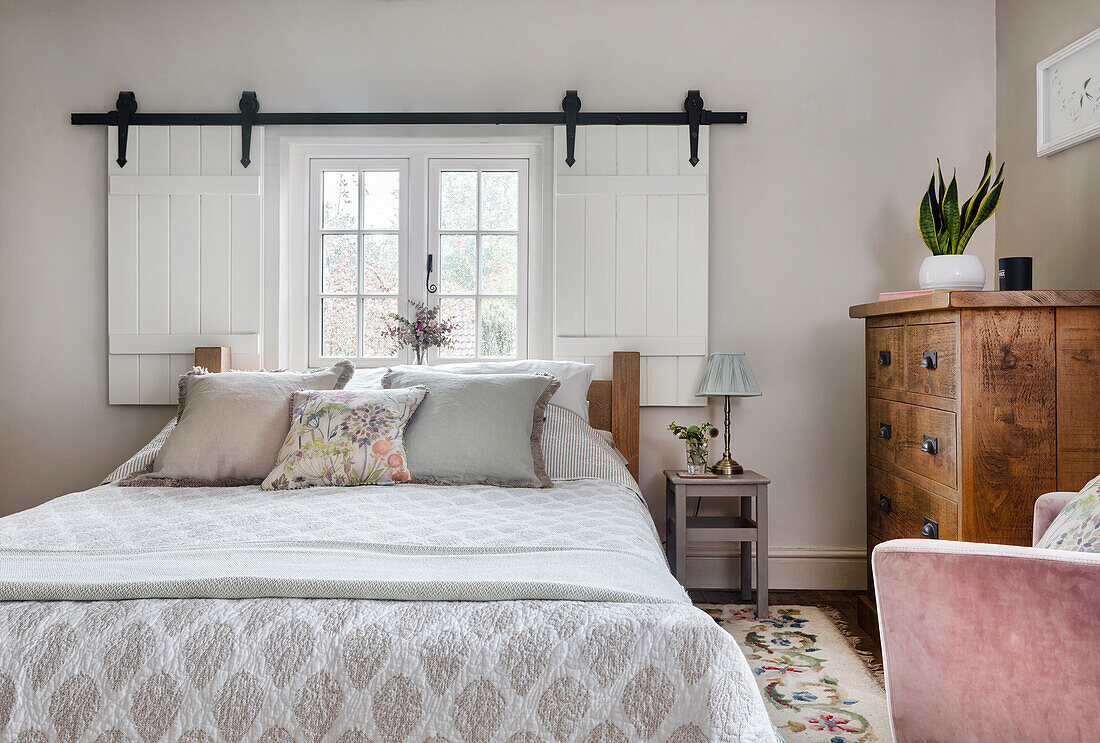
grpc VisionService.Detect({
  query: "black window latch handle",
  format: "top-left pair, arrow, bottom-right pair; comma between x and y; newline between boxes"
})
426,254 -> 437,294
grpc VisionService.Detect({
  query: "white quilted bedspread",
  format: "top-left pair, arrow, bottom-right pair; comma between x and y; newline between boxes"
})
0,480 -> 775,743
0,480 -> 662,559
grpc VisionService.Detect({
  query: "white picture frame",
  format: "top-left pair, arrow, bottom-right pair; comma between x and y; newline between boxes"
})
1037,26 -> 1100,156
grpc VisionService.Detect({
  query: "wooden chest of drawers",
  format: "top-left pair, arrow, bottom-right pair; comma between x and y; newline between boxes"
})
850,290 -> 1100,638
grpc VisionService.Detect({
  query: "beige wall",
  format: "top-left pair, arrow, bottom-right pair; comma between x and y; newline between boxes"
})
996,0 -> 1100,288
0,0 -> 996,587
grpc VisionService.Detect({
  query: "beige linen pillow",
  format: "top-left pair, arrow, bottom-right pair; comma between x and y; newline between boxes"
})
137,361 -> 354,485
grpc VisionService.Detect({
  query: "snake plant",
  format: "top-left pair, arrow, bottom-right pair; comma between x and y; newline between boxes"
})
919,153 -> 1004,255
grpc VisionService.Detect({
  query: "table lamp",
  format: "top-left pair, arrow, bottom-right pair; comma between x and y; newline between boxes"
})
696,352 -> 761,475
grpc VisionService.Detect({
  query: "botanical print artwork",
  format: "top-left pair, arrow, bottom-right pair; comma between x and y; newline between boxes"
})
702,605 -> 892,743
1052,67 -> 1100,123
1039,27 -> 1100,154
261,387 -> 427,490
1035,473 -> 1100,551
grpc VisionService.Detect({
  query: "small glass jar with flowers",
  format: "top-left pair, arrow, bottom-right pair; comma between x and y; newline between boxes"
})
668,421 -> 719,475
383,301 -> 459,364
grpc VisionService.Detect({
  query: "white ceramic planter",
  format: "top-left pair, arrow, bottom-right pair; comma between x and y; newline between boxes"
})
919,254 -> 986,290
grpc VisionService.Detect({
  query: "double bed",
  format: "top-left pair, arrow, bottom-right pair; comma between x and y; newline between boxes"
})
0,353 -> 774,743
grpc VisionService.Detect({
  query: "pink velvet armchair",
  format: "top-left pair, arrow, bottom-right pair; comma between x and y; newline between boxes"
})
873,491 -> 1100,743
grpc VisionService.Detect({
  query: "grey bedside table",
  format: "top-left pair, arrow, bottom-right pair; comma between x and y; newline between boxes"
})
664,469 -> 770,618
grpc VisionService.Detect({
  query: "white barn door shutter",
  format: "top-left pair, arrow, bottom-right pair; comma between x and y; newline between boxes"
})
553,125 -> 708,406
107,126 -> 264,404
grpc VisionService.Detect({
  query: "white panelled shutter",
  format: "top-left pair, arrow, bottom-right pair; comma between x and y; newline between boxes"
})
107,126 -> 264,404
553,125 -> 708,406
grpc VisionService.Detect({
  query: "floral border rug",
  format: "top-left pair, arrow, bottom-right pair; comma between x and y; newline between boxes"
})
697,605 -> 892,743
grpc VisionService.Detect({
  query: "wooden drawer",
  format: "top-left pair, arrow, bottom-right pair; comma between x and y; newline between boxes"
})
868,397 -> 957,488
905,322 -> 958,399
897,403 -> 957,488
866,326 -> 904,391
868,465 -> 959,542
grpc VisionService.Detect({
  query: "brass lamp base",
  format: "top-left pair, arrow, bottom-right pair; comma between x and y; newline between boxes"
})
710,455 -> 744,476
710,395 -> 744,475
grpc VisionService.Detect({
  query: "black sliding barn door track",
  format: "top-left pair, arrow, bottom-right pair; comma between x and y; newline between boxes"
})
72,90 -> 747,169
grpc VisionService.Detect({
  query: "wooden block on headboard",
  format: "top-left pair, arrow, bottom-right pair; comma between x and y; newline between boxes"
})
586,352 -> 641,481
612,351 -> 640,481
195,347 -> 231,373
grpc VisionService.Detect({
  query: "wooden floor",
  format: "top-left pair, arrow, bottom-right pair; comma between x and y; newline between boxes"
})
690,589 -> 883,671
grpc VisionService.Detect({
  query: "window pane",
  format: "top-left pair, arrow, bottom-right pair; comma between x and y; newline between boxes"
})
362,234 -> 399,294
480,171 -> 519,230
480,297 -> 517,358
363,297 -> 399,358
480,235 -> 517,294
322,171 -> 358,230
439,171 -> 477,230
362,171 -> 400,230
321,297 -> 357,358
439,234 -> 477,294
321,234 -> 358,294
439,297 -> 476,358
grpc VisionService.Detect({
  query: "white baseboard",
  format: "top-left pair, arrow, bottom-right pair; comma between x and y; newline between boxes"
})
683,546 -> 867,591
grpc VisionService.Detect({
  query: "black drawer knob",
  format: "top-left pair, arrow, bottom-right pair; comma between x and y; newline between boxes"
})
922,517 -> 939,539
921,435 -> 938,455
877,351 -> 891,366
878,495 -> 891,513
878,423 -> 892,440
920,351 -> 938,370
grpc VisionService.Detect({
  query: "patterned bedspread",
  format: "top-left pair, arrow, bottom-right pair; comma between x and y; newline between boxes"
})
0,413 -> 775,742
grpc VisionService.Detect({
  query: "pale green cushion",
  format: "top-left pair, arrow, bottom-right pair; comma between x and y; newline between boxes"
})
1036,473 -> 1100,551
382,369 -> 559,488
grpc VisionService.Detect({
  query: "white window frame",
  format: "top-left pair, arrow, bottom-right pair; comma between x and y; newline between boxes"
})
300,145 -> 536,368
308,158 -> 411,367
274,136 -> 549,371
428,158 -> 530,362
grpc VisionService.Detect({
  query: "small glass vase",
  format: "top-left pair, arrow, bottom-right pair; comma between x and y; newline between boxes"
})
413,347 -> 426,364
685,441 -> 709,475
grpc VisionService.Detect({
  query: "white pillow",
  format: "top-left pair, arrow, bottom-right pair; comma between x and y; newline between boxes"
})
348,360 -> 595,421
345,367 -> 387,391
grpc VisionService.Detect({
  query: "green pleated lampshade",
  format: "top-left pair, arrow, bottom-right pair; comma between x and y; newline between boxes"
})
695,352 -> 762,397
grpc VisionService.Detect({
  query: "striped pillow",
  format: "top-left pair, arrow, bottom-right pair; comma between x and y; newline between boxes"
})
542,404 -> 640,495
101,420 -> 176,484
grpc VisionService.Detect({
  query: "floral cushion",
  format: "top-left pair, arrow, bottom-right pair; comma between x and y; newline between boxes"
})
1035,473 -> 1100,551
261,387 -> 427,490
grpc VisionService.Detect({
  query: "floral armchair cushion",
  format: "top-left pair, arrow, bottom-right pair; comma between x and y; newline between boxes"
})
261,387 -> 427,490
1035,473 -> 1100,551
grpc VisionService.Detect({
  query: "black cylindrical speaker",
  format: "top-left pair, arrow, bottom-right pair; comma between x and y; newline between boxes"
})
998,257 -> 1033,290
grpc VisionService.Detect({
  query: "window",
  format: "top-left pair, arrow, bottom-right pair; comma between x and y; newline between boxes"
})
310,159 -> 408,365
308,154 -> 529,366
430,160 -> 528,361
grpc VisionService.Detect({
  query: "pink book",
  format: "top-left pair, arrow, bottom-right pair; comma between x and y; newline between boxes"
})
878,290 -> 936,302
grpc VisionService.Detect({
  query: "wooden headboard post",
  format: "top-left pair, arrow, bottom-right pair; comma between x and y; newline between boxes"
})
585,351 -> 640,480
612,351 -> 641,480
195,346 -> 231,373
